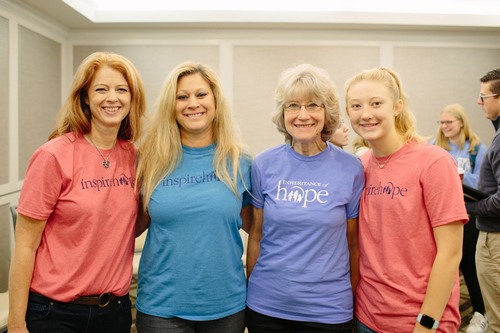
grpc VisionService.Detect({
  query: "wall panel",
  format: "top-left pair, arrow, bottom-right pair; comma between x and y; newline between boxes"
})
394,46 -> 500,145
74,45 -> 219,113
233,45 -> 380,155
0,203 -> 12,292
18,26 -> 61,179
0,16 -> 8,185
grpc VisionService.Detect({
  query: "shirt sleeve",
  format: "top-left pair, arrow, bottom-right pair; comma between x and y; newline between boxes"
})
346,161 -> 364,219
474,140 -> 500,217
17,148 -> 64,221
422,153 -> 468,227
250,158 -> 265,208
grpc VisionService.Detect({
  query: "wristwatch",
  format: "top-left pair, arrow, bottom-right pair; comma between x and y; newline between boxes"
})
416,313 -> 439,330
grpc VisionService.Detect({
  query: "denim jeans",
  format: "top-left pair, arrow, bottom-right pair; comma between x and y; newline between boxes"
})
26,291 -> 132,333
355,319 -> 377,333
136,309 -> 245,333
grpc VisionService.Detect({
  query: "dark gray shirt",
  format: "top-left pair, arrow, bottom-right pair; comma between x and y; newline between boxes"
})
466,128 -> 500,232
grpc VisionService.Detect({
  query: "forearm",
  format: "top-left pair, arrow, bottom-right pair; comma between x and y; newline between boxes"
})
347,218 -> 360,293
416,222 -> 463,328
240,205 -> 252,234
8,247 -> 37,331
246,206 -> 263,280
246,237 -> 260,279
135,206 -> 150,237
349,245 -> 360,294
421,253 -> 461,314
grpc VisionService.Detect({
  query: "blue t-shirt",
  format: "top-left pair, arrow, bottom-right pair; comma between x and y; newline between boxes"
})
445,141 -> 486,189
247,143 -> 364,324
136,144 -> 251,320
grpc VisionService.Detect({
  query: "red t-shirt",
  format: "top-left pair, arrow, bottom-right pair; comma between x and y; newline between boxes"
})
18,132 -> 138,301
355,142 -> 468,333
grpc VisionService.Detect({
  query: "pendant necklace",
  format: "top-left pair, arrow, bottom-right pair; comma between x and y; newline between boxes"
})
372,152 -> 394,169
88,135 -> 117,169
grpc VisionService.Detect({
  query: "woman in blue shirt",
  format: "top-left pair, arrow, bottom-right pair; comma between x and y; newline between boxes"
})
246,64 -> 364,333
134,62 -> 251,333
434,103 -> 488,333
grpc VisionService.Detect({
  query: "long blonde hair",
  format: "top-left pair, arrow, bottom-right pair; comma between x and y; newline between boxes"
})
49,52 -> 146,141
136,62 -> 249,210
345,67 -> 425,144
435,103 -> 481,152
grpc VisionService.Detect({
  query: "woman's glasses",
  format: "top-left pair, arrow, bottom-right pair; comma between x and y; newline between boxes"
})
437,120 -> 458,126
284,103 -> 324,114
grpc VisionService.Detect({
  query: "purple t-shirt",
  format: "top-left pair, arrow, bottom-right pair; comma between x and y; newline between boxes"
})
247,143 -> 364,323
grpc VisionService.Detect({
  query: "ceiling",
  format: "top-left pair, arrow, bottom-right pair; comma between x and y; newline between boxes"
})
10,0 -> 500,31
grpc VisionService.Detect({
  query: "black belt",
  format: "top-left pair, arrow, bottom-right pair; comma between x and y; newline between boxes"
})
30,292 -> 119,308
70,293 -> 117,307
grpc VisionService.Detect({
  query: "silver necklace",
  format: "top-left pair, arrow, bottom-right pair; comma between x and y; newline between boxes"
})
372,153 -> 394,169
88,135 -> 117,169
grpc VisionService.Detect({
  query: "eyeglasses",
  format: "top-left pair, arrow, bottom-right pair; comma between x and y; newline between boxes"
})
437,120 -> 458,126
284,102 -> 324,113
480,93 -> 498,102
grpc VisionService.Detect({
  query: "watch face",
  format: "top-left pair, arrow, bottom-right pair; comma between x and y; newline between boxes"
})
419,314 -> 436,329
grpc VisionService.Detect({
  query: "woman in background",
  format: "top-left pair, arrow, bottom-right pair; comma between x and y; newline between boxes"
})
345,67 -> 467,332
434,103 -> 488,333
246,63 -> 364,333
134,62 -> 251,333
8,51 -> 146,333
435,104 -> 487,188
329,118 -> 350,148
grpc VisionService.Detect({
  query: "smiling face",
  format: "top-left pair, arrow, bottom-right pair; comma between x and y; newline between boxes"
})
175,73 -> 216,145
439,112 -> 463,141
346,80 -> 402,152
283,94 -> 325,152
86,65 -> 131,133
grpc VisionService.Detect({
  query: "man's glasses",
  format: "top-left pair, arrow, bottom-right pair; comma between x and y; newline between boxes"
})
480,93 -> 498,102
284,102 -> 324,113
437,120 -> 458,126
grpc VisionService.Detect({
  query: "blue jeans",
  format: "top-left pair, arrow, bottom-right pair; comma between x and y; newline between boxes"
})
355,319 -> 377,333
26,291 -> 132,333
136,309 -> 245,333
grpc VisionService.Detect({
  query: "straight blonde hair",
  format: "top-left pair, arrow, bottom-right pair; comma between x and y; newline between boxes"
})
345,67 -> 425,144
136,62 -> 250,210
435,103 -> 481,152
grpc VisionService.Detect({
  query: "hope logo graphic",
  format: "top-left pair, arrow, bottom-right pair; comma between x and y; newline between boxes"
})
80,173 -> 135,191
275,179 -> 329,208
364,181 -> 407,199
